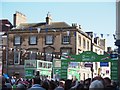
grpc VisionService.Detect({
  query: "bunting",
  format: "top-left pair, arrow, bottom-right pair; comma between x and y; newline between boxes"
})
107,34 -> 110,37
67,31 -> 70,36
45,28 -> 48,32
94,33 -> 97,37
37,28 -> 41,33
93,33 -> 116,39
113,34 -> 116,40
21,26 -> 24,30
74,32 -> 76,37
29,27 -> 33,31
100,34 -> 103,38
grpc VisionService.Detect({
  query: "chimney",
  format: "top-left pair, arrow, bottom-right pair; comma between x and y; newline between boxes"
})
46,12 -> 52,25
13,11 -> 27,27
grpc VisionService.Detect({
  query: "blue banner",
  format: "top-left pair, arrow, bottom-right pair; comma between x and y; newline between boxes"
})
100,62 -> 109,67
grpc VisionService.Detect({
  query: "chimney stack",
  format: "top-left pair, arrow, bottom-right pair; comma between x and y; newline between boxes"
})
13,11 -> 27,27
46,12 -> 52,25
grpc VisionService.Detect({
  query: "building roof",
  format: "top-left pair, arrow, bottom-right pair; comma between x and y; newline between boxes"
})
15,22 -> 71,30
0,19 -> 13,32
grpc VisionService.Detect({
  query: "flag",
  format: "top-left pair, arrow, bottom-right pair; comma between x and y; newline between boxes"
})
29,27 -> 33,31
113,34 -> 116,40
67,31 -> 70,36
45,23 -> 49,32
37,28 -> 41,33
74,32 -> 76,36
45,28 -> 48,32
101,34 -> 103,38
94,33 -> 97,37
107,34 -> 110,37
52,29 -> 56,32
21,26 -> 24,30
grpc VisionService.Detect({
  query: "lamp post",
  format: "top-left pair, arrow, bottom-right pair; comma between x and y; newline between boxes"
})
5,24 -> 10,74
0,32 -> 5,76
115,0 -> 120,87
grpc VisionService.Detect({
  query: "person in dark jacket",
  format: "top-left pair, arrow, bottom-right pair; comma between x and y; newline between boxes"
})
104,77 -> 116,90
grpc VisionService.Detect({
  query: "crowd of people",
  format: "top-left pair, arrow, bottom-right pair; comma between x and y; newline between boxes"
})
1,74 -> 120,90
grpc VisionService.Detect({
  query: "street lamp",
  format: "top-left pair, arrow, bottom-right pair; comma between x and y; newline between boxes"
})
5,24 -> 10,74
115,0 -> 120,87
0,32 -> 5,76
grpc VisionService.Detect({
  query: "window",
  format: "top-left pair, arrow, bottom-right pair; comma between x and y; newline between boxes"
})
54,61 -> 61,68
100,51 -> 102,54
29,51 -> 37,60
48,63 -> 52,68
45,35 -> 53,45
14,36 -> 21,45
29,36 -> 37,45
38,62 -> 42,68
95,62 -> 98,70
83,38 -> 86,49
45,53 -> 53,61
87,41 -> 89,50
43,63 -> 47,68
79,36 -> 81,46
95,49 -> 97,53
14,50 -> 20,64
62,36 -> 70,44
61,49 -> 71,55
44,46 -> 54,61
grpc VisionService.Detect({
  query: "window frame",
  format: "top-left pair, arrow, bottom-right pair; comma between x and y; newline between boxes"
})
45,35 -> 54,45
29,36 -> 37,45
29,51 -> 37,60
14,49 -> 20,64
87,41 -> 90,50
83,38 -> 86,49
62,35 -> 70,44
14,36 -> 21,46
79,36 -> 81,46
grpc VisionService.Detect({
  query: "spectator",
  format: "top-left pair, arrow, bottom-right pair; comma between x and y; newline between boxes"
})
42,81 -> 50,90
89,80 -> 104,90
64,79 -> 72,90
5,83 -> 12,90
2,76 -> 7,90
104,77 -> 115,90
76,83 -> 84,90
84,78 -> 91,90
54,80 -> 65,90
16,83 -> 27,90
28,77 -> 45,90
